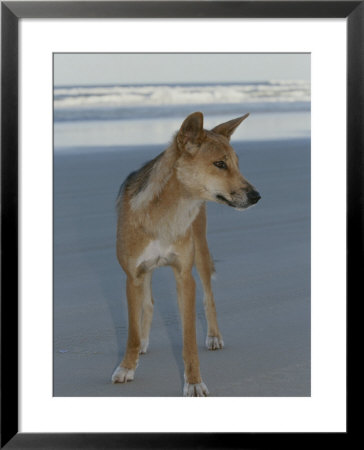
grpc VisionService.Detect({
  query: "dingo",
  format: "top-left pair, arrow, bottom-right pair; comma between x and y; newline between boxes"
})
112,112 -> 261,396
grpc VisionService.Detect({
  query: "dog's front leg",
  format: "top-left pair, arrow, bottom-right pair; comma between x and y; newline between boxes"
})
174,267 -> 209,397
192,206 -> 224,350
112,274 -> 144,383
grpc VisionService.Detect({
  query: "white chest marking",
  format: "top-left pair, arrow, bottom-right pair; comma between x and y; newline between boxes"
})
136,240 -> 175,271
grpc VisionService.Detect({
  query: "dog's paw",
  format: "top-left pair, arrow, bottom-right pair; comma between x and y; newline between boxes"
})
111,366 -> 135,383
183,381 -> 209,397
206,335 -> 224,350
139,339 -> 149,354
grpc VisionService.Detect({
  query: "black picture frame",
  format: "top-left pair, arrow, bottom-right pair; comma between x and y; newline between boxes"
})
1,1 -> 359,448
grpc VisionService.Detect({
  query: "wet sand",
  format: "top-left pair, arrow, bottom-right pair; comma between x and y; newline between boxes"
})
53,138 -> 310,397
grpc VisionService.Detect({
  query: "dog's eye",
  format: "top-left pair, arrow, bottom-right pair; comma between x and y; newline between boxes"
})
213,161 -> 227,169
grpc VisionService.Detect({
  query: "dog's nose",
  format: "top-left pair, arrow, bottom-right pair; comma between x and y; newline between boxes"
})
247,189 -> 261,204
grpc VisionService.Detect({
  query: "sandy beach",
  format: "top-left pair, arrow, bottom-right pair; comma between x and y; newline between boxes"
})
53,137 -> 310,397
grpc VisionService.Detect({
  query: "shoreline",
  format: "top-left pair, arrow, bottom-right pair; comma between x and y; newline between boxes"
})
54,136 -> 311,156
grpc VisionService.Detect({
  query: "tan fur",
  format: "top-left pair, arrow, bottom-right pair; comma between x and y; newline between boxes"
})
112,112 -> 260,396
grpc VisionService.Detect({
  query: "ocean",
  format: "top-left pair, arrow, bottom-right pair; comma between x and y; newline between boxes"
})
53,81 -> 310,151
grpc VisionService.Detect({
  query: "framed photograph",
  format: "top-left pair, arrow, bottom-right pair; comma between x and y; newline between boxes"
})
2,1 -> 359,448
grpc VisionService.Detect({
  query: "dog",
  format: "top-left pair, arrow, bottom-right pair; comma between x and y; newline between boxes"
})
112,112 -> 261,396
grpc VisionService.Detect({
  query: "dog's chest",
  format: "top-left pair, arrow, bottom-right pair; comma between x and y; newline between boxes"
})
157,198 -> 203,242
135,198 -> 202,272
136,240 -> 176,271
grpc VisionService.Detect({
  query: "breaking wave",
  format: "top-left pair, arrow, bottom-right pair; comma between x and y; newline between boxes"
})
54,81 -> 310,122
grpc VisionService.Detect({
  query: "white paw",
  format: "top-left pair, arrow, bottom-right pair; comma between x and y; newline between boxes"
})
139,339 -> 149,354
206,336 -> 224,350
183,381 -> 209,397
111,366 -> 135,383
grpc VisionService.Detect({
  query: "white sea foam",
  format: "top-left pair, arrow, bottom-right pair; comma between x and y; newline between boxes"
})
54,81 -> 310,110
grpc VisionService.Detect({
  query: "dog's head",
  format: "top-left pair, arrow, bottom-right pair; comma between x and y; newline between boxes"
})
175,112 -> 261,210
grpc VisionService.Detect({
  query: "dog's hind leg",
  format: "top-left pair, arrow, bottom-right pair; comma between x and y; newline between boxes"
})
192,205 -> 224,350
112,273 -> 146,383
140,272 -> 154,354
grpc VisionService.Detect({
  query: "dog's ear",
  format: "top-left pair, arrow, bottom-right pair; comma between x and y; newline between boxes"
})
212,113 -> 249,141
177,112 -> 205,153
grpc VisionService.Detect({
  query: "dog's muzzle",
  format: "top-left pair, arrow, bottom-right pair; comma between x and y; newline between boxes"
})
216,189 -> 261,209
